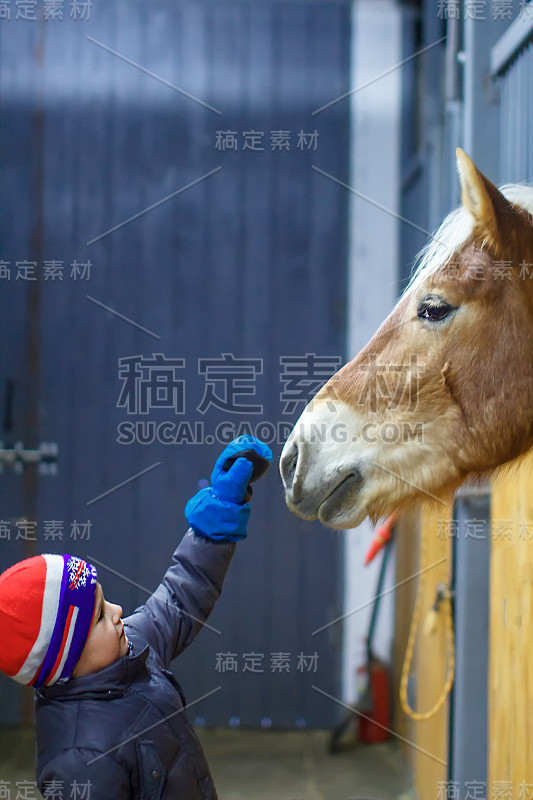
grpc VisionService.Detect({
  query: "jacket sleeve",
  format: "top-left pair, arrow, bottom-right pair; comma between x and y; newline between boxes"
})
124,529 -> 236,668
37,748 -> 131,800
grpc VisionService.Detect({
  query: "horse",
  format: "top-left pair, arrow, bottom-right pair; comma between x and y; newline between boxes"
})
280,149 -> 533,529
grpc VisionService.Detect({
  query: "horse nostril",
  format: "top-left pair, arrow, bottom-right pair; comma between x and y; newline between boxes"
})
281,441 -> 299,490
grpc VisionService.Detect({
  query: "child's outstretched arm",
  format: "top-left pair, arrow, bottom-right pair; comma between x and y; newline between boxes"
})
124,436 -> 272,669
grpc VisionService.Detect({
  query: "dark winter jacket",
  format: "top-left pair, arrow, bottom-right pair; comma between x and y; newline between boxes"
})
34,530 -> 236,800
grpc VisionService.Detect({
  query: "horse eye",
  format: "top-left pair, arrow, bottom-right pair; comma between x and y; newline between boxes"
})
417,302 -> 453,322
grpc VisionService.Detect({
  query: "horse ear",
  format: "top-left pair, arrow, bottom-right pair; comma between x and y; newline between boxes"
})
456,148 -> 512,253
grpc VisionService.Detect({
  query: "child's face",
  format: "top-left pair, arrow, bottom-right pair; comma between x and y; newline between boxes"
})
72,582 -> 129,678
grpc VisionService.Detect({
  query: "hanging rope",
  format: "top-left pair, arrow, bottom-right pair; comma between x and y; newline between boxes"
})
399,525 -> 455,721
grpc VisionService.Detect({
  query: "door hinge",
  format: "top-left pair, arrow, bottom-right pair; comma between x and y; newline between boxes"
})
0,441 -> 58,475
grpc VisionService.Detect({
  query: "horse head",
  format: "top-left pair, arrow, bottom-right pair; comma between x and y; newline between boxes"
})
280,149 -> 533,529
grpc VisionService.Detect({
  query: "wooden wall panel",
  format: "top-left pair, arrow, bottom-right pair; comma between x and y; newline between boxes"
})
392,509 -> 420,751
394,502 -> 453,800
414,501 -> 453,800
489,461 -> 533,791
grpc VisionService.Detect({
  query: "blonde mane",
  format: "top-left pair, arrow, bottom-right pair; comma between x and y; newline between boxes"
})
403,183 -> 533,298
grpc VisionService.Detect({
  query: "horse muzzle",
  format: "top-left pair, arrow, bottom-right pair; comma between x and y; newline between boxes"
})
280,435 -> 365,526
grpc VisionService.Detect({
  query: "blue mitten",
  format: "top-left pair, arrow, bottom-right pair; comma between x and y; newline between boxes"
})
210,435 -> 273,502
185,436 -> 272,542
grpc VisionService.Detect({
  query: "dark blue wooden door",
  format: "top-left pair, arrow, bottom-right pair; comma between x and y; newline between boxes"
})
0,0 -> 350,727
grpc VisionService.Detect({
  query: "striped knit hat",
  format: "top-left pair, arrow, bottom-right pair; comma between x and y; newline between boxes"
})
0,554 -> 97,687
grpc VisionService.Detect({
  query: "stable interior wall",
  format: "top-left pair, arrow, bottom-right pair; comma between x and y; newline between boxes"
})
342,0 -> 402,705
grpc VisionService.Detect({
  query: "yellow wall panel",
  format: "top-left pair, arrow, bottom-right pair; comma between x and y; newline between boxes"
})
413,502 -> 453,800
489,461 -> 533,793
395,502 -> 453,800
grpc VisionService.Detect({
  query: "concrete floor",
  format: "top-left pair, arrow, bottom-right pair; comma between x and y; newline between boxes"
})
198,729 -> 412,800
0,725 -> 413,800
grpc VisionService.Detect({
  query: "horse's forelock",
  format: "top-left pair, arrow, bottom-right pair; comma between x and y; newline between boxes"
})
400,183 -> 533,304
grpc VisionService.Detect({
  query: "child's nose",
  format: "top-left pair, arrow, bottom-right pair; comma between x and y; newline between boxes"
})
112,603 -> 123,621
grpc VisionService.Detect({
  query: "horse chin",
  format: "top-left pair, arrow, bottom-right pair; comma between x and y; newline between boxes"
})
284,499 -> 319,522
318,501 -> 368,529
285,481 -> 367,528
317,478 -> 367,529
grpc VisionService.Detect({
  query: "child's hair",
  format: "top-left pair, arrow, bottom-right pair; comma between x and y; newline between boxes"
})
0,554 -> 97,687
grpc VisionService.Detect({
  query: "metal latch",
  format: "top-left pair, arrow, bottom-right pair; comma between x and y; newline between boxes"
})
0,442 -> 58,475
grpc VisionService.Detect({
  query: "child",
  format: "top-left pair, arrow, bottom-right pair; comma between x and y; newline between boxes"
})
0,435 -> 272,800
